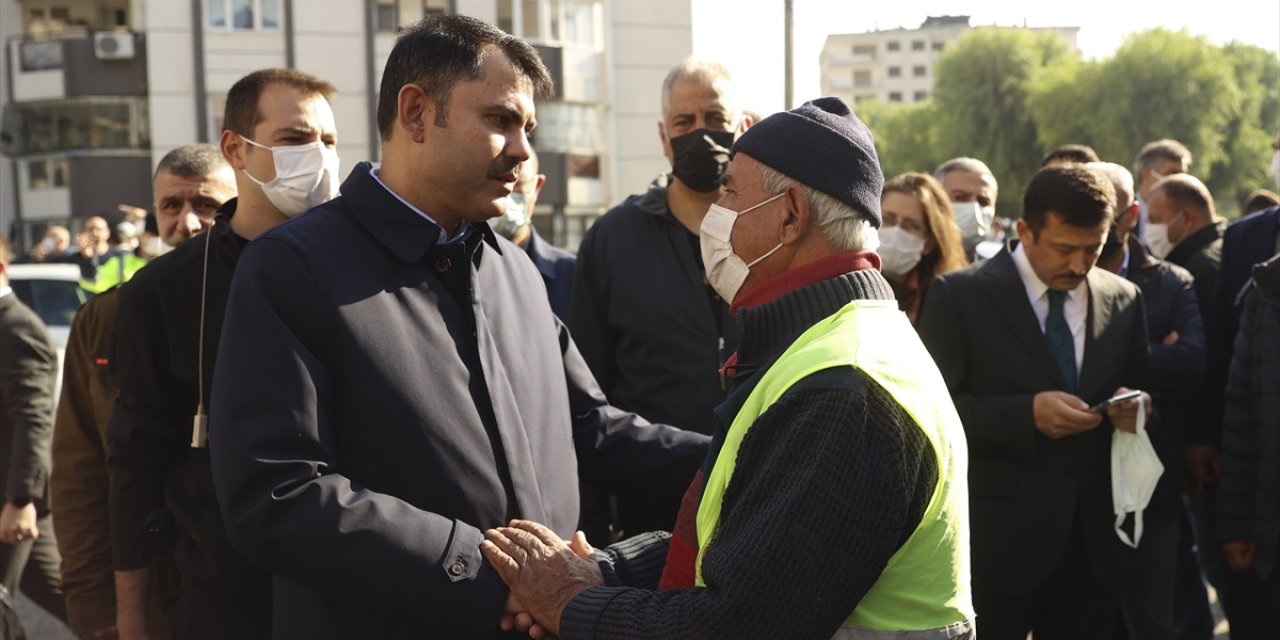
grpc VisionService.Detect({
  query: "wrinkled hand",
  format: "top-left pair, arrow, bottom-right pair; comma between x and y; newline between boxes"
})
1033,391 -> 1102,439
1104,387 -> 1152,434
1223,541 -> 1255,572
0,503 -> 38,545
1183,444 -> 1222,496
483,521 -> 603,637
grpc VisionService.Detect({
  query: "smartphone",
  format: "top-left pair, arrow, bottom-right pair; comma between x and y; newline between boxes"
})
1088,389 -> 1142,413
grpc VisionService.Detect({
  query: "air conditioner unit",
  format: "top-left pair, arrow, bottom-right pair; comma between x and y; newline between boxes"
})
93,32 -> 134,60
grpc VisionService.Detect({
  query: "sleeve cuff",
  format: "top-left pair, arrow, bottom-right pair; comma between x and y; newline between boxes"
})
560,586 -> 627,640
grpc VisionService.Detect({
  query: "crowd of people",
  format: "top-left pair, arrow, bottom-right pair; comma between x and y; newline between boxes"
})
0,12 -> 1277,640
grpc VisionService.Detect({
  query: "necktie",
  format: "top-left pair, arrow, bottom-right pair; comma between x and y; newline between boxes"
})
1046,289 -> 1076,392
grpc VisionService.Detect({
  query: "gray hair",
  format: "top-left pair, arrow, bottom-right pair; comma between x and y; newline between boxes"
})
760,165 -> 879,253
1134,139 -> 1192,174
1087,162 -> 1136,213
155,143 -> 229,180
661,58 -> 734,117
935,156 -> 998,198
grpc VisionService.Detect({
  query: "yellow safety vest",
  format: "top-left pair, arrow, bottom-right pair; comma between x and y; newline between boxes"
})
695,300 -> 974,632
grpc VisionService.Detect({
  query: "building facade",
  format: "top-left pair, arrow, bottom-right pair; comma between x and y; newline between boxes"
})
820,15 -> 1078,106
1,0 -> 695,250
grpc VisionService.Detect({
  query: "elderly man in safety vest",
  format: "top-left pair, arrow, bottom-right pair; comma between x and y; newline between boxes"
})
482,97 -> 975,640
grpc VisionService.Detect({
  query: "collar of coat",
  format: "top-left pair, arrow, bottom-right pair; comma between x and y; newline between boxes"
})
340,161 -> 503,265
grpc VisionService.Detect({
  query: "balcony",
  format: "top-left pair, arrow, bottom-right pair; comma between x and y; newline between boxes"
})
7,31 -> 147,103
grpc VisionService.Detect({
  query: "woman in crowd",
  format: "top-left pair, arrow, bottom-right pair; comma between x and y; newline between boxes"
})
878,172 -> 968,324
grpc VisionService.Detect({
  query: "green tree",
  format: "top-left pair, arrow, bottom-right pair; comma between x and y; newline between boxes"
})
930,28 -> 1077,214
1207,43 -> 1280,215
857,101 -> 939,182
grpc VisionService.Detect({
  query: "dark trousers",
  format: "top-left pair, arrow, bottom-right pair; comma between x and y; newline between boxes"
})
1186,485 -> 1280,640
1173,509 -> 1213,640
1118,512 -> 1179,640
0,514 -> 66,623
974,518 -> 1120,640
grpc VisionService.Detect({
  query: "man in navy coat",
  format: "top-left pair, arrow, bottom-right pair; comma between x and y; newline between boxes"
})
209,15 -> 708,640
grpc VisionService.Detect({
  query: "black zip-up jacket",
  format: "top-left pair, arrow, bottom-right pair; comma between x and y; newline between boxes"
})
106,200 -> 272,637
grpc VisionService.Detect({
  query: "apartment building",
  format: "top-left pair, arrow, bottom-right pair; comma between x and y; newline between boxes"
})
0,0 -> 695,250
820,15 -> 1078,106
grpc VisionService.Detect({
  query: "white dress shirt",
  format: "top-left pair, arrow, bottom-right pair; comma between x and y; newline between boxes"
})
1011,244 -> 1087,376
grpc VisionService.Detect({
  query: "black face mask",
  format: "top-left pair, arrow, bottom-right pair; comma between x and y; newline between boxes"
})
668,128 -> 735,193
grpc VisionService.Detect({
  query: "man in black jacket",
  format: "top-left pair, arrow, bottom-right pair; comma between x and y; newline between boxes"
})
0,235 -> 65,623
1093,162 -> 1204,638
569,58 -> 753,540
107,68 -> 340,639
209,16 -> 708,640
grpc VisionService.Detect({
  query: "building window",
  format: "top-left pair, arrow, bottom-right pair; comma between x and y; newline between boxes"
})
914,91 -> 928,102
533,102 -> 602,151
853,70 -> 872,88
913,65 -> 927,77
560,1 -> 596,46
26,158 -> 68,190
497,0 -> 514,33
423,0 -> 448,16
887,66 -> 901,78
207,0 -> 280,31
521,0 -> 540,38
932,41 -> 944,51
886,41 -> 900,52
9,98 -> 150,155
911,40 -> 925,51
376,0 -> 399,33
852,44 -> 876,57
888,92 -> 902,102
568,153 -> 599,178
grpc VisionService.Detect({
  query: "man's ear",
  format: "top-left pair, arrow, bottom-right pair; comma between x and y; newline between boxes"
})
398,84 -> 433,143
219,129 -> 245,171
657,120 -> 673,165
533,174 -> 547,196
780,185 -> 809,245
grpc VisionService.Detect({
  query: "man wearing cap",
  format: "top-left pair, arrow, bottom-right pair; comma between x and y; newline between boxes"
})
481,98 -> 975,639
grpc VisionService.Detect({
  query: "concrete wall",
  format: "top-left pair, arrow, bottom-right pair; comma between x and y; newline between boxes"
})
607,0 -> 692,201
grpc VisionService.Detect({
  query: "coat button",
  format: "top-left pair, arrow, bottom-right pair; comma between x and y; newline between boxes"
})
434,256 -> 453,272
449,561 -> 465,576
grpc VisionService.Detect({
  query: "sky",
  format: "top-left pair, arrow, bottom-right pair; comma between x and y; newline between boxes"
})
691,0 -> 1280,117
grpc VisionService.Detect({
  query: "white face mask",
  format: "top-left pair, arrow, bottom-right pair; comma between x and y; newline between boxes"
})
1144,220 -> 1175,259
1270,149 -> 1280,190
1111,400 -> 1163,548
700,192 -> 786,304
489,192 -> 529,240
951,201 -> 994,241
240,136 -> 340,217
877,226 -> 926,278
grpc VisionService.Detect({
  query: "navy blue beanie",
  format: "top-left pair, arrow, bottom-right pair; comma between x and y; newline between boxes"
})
732,97 -> 883,227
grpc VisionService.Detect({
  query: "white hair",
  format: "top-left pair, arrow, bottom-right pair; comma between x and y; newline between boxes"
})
935,156 -> 999,200
760,165 -> 879,253
1087,161 -> 1136,212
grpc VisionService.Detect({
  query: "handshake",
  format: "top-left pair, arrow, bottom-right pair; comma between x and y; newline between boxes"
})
482,520 -> 606,639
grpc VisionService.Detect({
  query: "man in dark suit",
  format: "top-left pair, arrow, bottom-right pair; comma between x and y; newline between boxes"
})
486,148 -> 576,321
919,164 -> 1153,640
0,234 -> 66,622
209,16 -> 708,640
